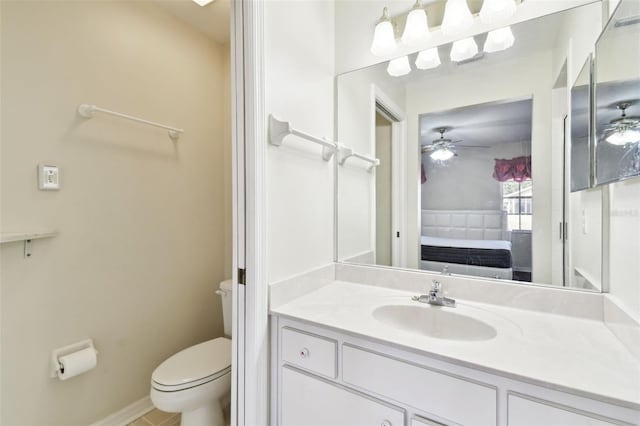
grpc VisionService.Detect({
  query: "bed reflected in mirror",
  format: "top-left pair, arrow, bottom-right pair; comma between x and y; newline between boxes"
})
419,98 -> 532,282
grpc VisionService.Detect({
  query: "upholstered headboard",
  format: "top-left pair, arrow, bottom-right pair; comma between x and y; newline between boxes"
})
421,210 -> 509,241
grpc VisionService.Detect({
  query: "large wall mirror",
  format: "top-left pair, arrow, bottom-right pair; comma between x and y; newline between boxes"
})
336,1 -> 607,291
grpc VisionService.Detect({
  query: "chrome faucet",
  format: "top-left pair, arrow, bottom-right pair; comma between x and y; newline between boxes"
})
412,279 -> 456,307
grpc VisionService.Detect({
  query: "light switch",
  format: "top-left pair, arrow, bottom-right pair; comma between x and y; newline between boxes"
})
38,164 -> 60,190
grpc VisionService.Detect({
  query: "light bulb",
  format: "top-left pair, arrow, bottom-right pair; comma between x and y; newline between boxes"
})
606,128 -> 640,145
441,0 -> 474,37
387,56 -> 412,77
479,0 -> 517,25
401,1 -> 430,46
415,47 -> 441,70
450,37 -> 478,62
371,7 -> 397,56
484,26 -> 515,53
430,148 -> 455,161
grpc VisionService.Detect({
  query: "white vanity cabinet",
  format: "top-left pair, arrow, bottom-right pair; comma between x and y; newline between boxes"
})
271,316 -> 640,426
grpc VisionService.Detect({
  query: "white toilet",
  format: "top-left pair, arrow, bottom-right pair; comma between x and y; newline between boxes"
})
150,280 -> 233,426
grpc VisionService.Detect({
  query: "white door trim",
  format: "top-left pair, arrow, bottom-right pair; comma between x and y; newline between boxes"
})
231,0 -> 269,425
371,85 -> 407,268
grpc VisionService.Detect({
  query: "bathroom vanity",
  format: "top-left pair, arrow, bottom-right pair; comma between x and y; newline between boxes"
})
269,276 -> 640,426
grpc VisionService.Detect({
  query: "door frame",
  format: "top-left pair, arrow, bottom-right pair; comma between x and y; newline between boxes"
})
231,0 -> 269,425
370,85 -> 407,267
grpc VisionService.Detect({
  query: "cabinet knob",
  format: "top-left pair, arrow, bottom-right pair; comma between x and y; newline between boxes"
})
381,420 -> 392,426
299,348 -> 309,358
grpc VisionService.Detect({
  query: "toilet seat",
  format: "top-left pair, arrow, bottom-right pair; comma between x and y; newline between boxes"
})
152,337 -> 231,392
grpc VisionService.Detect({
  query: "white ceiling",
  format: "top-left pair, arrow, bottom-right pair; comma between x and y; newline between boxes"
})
420,98 -> 533,147
153,0 -> 230,44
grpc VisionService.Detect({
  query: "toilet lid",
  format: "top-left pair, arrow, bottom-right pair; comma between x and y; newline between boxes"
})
152,337 -> 231,388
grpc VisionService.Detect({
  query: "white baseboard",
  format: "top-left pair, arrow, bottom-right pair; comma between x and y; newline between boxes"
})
91,396 -> 154,426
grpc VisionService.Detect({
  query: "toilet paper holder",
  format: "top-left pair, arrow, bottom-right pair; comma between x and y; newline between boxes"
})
50,338 -> 98,378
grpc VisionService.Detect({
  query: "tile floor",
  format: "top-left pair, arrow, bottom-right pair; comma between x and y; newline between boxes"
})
127,409 -> 180,426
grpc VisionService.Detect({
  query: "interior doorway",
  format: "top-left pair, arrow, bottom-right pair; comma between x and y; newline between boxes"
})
375,112 -> 393,266
372,87 -> 407,268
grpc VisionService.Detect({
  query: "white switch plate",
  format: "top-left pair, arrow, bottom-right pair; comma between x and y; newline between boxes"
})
38,164 -> 60,190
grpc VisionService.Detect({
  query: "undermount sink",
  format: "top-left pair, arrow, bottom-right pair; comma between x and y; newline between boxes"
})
372,304 -> 497,341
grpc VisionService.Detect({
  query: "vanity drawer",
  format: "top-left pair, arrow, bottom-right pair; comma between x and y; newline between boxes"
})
343,345 -> 497,426
281,327 -> 337,378
508,393 -> 628,426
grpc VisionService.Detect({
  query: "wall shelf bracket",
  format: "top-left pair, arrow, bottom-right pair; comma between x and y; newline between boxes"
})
337,146 -> 380,172
268,114 -> 337,161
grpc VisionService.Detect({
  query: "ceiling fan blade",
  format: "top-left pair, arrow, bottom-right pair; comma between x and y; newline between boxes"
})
455,144 -> 490,148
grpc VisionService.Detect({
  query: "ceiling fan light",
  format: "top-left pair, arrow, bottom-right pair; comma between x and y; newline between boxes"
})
450,37 -> 478,62
371,7 -> 397,56
431,148 -> 455,161
484,26 -> 515,53
606,128 -> 640,145
479,0 -> 517,25
415,47 -> 441,70
387,56 -> 412,77
441,0 -> 474,37
401,1 -> 430,46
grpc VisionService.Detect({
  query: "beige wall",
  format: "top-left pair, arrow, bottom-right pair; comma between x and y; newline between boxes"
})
0,2 -> 230,425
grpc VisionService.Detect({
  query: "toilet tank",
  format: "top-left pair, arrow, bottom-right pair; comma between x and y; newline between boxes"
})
219,279 -> 233,337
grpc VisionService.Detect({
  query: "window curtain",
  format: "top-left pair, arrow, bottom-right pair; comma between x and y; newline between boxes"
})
492,156 -> 531,182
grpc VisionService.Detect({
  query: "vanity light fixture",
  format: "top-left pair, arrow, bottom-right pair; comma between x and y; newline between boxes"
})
415,47 -> 441,70
401,0 -> 430,46
430,147 -> 455,161
605,103 -> 640,145
479,0 -> 517,25
192,0 -> 215,6
450,37 -> 478,62
371,7 -> 397,56
441,0 -> 474,36
387,56 -> 412,76
483,26 -> 515,52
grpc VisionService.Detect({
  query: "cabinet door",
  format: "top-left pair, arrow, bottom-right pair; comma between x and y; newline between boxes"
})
508,394 -> 624,426
281,367 -> 404,426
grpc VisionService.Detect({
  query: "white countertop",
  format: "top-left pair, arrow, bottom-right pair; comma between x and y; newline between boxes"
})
270,281 -> 640,409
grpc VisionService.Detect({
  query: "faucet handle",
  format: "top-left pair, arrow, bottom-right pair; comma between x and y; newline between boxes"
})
431,279 -> 441,291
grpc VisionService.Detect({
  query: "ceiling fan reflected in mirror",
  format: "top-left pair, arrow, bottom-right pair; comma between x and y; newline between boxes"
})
604,102 -> 640,145
421,127 -> 488,161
